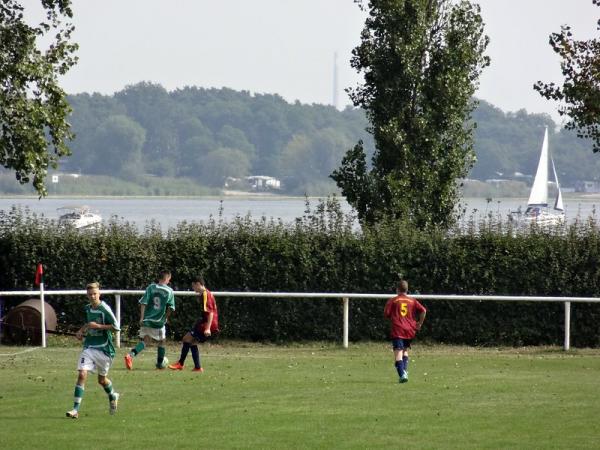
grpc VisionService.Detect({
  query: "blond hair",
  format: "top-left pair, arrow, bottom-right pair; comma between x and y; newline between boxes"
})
86,281 -> 100,290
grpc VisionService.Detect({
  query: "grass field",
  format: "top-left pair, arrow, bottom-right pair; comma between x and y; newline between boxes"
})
1,340 -> 600,449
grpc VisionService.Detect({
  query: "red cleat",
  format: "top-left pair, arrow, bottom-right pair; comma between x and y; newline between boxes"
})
192,367 -> 204,373
124,354 -> 133,370
168,361 -> 184,370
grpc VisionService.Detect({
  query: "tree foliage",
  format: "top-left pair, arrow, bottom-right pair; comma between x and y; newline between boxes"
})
534,0 -> 600,153
58,84 -> 374,195
332,0 -> 489,228
0,0 -> 78,196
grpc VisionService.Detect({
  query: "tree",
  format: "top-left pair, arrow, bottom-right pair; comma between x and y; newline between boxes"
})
534,0 -> 600,153
280,128 -> 351,194
331,0 -> 489,228
0,0 -> 78,196
92,115 -> 146,178
198,148 -> 250,187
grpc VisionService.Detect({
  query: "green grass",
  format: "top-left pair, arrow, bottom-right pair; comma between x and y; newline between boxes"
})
1,340 -> 600,449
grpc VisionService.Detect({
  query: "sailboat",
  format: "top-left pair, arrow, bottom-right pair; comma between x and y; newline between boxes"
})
510,127 -> 565,226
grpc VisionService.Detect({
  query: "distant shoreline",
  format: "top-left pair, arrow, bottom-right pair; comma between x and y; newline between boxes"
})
1,192 -> 599,200
0,192 -> 323,200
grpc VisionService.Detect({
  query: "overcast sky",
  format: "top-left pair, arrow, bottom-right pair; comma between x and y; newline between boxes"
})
30,0 -> 599,123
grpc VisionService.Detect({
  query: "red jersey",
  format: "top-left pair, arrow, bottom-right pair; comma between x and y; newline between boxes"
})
383,293 -> 426,339
198,288 -> 219,333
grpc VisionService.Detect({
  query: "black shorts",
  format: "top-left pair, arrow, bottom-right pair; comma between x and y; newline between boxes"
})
189,320 -> 217,342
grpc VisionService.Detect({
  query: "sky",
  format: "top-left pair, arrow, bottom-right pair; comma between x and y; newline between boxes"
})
28,0 -> 599,124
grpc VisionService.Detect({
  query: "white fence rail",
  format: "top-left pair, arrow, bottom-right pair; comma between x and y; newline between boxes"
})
1,288 -> 599,350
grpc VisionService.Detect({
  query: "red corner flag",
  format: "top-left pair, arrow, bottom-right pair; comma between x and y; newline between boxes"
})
35,263 -> 44,286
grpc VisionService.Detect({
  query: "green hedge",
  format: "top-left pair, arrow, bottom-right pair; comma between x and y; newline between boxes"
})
1,203 -> 599,347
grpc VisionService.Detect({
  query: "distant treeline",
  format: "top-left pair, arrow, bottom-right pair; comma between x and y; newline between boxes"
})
2,82 -> 598,195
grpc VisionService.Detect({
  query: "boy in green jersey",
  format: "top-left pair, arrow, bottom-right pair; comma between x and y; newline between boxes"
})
125,270 -> 175,370
66,282 -> 120,419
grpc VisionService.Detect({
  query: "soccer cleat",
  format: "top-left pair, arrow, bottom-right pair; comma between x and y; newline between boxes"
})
66,409 -> 79,419
192,367 -> 204,373
109,393 -> 119,415
124,354 -> 133,370
168,361 -> 184,370
400,371 -> 409,383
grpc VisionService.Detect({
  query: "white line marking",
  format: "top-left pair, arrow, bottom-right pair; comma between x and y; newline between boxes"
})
0,347 -> 40,356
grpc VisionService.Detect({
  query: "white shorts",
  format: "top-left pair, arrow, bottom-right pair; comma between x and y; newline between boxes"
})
77,348 -> 113,376
139,326 -> 166,341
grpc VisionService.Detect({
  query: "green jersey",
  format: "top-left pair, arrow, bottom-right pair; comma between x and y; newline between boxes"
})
83,300 -> 119,358
139,283 -> 175,328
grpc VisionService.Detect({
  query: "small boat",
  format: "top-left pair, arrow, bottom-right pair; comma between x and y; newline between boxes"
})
57,205 -> 102,229
510,128 -> 565,227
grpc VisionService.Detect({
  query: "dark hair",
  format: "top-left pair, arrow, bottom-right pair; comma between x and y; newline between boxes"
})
158,269 -> 171,281
191,275 -> 205,286
397,279 -> 409,293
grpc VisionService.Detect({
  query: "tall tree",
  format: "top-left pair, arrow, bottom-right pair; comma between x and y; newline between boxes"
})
331,0 -> 489,227
534,0 -> 600,153
0,0 -> 78,196
92,115 -> 146,178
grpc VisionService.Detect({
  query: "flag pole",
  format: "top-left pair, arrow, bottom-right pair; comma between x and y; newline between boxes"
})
40,281 -> 46,348
35,263 -> 46,348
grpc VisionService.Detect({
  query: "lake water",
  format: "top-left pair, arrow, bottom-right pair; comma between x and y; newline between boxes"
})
1,195 -> 599,230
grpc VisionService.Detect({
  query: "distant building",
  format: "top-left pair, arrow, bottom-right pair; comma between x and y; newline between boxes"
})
575,181 -> 600,193
224,175 -> 282,191
246,176 -> 281,191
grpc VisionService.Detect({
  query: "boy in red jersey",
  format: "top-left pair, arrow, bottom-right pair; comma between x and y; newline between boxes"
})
384,279 -> 426,383
169,275 -> 219,372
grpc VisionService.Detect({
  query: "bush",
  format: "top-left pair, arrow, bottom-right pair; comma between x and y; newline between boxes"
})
1,200 -> 599,346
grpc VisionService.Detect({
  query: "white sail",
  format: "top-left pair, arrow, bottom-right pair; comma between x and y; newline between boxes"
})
527,128 -> 549,207
551,156 -> 564,211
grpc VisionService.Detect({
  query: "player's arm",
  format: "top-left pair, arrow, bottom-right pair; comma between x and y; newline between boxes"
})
415,310 -> 426,330
87,321 -> 115,330
383,300 -> 392,318
75,324 -> 87,340
139,303 -> 146,325
165,306 -> 173,324
203,312 -> 214,336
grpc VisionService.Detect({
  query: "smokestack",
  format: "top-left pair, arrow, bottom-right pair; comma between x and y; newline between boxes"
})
333,52 -> 339,110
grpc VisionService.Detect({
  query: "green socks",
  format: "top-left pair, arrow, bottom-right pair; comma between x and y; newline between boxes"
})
73,384 -> 84,411
131,341 -> 145,356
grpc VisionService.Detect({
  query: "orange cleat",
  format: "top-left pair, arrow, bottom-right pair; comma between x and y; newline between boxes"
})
168,361 -> 184,370
124,354 -> 133,370
192,367 -> 204,373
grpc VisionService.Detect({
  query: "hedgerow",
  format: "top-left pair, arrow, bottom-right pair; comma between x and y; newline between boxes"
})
1,201 -> 599,346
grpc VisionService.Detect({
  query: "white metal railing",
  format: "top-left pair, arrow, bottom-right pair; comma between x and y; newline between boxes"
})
1,288 -> 598,350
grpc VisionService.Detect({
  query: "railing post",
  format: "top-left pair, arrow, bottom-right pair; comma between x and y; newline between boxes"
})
564,301 -> 571,351
40,283 -> 46,348
115,294 -> 121,348
343,297 -> 349,349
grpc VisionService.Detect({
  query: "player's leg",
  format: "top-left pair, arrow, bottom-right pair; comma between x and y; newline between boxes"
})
98,373 -> 119,415
189,327 -> 208,372
400,342 -> 411,382
402,349 -> 410,374
125,331 -> 149,370
156,337 -> 167,369
392,338 -> 404,380
169,332 -> 195,370
190,339 -> 203,372
67,349 -> 94,418
67,369 -> 88,418
125,333 -> 151,369
153,326 -> 168,369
